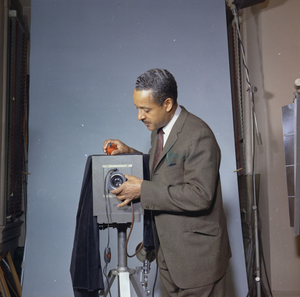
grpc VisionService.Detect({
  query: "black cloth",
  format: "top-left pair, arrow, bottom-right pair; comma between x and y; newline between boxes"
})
70,154 -> 154,296
70,156 -> 104,297
141,154 -> 155,252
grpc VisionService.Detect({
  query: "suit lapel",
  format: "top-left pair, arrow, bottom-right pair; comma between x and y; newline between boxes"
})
150,106 -> 189,178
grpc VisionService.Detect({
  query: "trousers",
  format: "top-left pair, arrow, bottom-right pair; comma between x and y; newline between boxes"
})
157,246 -> 227,297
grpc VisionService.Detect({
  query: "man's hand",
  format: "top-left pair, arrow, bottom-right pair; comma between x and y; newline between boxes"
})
103,139 -> 134,155
111,174 -> 142,207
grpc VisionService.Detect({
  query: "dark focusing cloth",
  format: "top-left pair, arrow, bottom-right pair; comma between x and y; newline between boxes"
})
141,154 -> 155,251
70,156 -> 104,297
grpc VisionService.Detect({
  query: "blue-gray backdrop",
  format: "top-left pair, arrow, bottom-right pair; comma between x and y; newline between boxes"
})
22,0 -> 248,296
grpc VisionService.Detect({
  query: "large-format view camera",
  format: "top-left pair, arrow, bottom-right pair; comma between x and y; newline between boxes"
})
92,154 -> 143,225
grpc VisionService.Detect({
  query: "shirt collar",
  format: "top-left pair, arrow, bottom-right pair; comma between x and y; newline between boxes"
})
162,105 -> 182,146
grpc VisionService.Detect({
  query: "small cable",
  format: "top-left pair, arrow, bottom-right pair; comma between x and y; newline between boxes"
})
102,168 -> 117,297
103,168 -> 118,247
125,201 -> 144,258
152,263 -> 159,297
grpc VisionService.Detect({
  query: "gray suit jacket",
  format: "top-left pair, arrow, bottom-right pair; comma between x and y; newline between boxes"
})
140,106 -> 231,289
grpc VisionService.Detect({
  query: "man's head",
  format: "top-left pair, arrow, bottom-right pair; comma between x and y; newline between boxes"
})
134,68 -> 178,105
133,69 -> 178,131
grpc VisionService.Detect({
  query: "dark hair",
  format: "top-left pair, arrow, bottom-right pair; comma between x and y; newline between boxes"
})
135,68 -> 178,105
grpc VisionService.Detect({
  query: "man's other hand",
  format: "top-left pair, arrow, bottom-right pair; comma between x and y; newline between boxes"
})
111,174 -> 142,207
102,139 -> 134,155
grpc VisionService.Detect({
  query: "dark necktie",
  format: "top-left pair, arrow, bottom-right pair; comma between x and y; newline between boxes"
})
153,128 -> 164,169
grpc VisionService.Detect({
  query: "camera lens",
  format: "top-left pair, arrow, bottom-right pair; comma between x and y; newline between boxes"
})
109,172 -> 126,190
111,175 -> 123,188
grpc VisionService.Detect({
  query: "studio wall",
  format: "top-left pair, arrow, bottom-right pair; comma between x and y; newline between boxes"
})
22,0 -> 248,296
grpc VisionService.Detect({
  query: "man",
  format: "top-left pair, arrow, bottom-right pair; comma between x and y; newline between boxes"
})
103,68 -> 231,297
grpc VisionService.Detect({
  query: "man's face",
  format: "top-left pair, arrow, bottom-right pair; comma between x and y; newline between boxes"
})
133,89 -> 173,131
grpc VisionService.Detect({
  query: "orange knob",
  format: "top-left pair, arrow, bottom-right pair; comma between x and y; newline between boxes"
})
107,143 -> 117,155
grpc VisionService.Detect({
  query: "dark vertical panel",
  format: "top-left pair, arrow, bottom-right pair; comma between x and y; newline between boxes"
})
6,16 -> 28,222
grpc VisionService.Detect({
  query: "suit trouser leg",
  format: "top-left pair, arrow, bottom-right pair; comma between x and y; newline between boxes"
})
157,245 -> 179,297
157,246 -> 227,297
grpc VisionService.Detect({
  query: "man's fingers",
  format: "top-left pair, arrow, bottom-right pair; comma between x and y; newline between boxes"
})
110,184 -> 123,195
124,174 -> 131,180
113,189 -> 132,206
117,199 -> 131,208
102,140 -> 109,154
103,139 -> 120,154
110,149 -> 121,156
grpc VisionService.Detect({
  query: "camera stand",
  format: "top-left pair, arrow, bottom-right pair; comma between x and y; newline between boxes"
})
99,223 -> 150,297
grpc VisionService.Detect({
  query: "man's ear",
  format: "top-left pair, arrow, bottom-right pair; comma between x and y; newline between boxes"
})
164,98 -> 174,112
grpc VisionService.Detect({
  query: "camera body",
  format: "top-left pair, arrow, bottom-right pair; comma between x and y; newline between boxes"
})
92,154 -> 143,225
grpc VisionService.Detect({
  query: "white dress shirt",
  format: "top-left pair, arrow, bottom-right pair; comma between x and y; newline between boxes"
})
161,105 -> 182,147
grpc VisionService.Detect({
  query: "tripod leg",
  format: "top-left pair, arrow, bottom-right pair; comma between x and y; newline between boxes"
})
119,271 -> 131,297
246,279 -> 255,297
130,272 -> 149,297
100,270 -> 116,297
